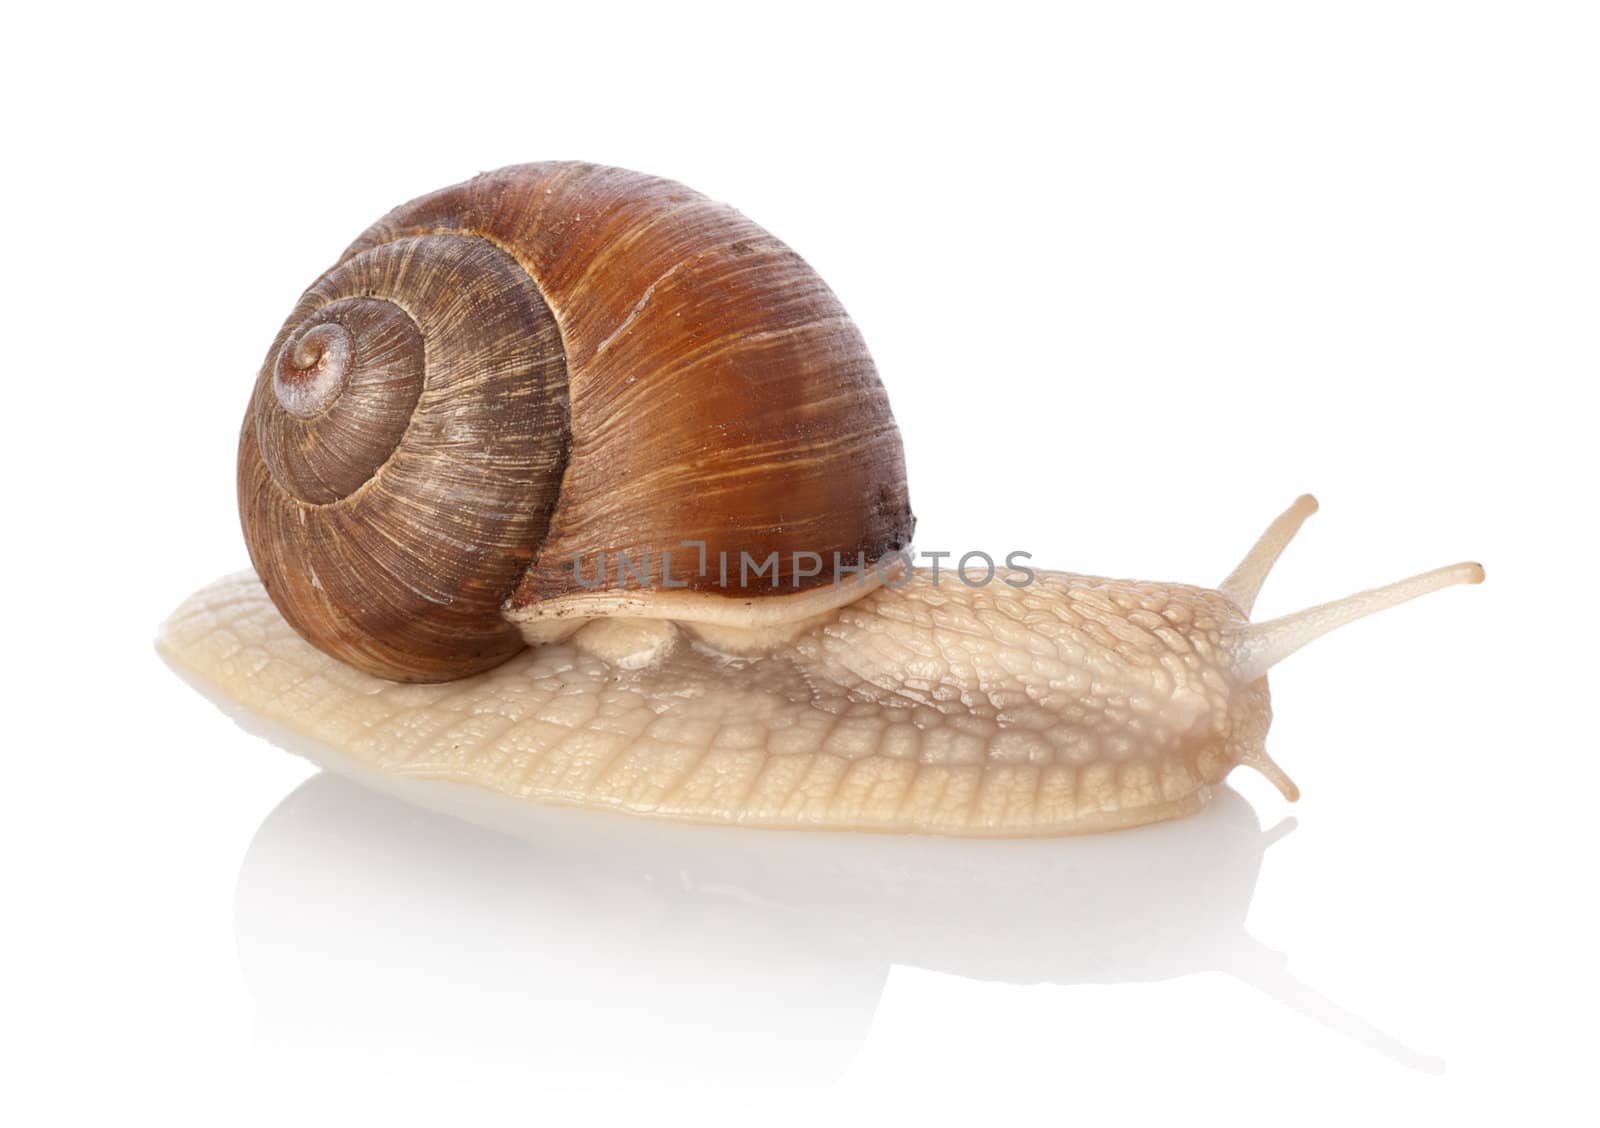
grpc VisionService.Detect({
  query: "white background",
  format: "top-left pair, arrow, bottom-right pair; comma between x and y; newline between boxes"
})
4,2 -> 1595,1124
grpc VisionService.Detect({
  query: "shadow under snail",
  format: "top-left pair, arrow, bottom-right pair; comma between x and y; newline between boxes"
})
158,161 -> 1483,837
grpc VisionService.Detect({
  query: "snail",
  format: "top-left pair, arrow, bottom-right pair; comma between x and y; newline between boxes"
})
158,161 -> 1483,837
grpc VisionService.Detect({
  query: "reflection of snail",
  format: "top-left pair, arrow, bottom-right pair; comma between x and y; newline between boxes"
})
161,162 -> 1483,835
235,773 -> 1442,1081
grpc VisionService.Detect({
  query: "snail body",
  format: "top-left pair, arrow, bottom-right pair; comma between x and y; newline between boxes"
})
160,163 -> 1482,836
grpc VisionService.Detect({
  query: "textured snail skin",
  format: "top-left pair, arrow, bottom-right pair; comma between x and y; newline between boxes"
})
158,497 -> 1482,836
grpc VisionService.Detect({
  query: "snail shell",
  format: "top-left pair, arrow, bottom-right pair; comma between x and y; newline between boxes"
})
240,162 -> 913,682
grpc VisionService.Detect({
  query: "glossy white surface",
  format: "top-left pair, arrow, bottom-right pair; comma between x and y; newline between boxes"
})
4,3 -> 1595,1124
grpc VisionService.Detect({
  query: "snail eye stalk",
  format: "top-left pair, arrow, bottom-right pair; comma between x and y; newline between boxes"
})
1229,561 -> 1484,683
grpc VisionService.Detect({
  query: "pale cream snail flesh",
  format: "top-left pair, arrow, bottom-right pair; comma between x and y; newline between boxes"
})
157,162 -> 1483,837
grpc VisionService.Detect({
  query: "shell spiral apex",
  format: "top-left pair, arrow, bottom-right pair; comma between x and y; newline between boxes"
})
238,162 -> 914,683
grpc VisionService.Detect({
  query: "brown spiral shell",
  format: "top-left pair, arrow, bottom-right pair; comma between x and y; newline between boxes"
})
240,162 -> 913,683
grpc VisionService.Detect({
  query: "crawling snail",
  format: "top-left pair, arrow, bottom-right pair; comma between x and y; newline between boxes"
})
158,161 -> 1482,836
